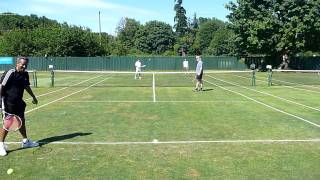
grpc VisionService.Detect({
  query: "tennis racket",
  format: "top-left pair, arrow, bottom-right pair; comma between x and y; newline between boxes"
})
2,111 -> 22,132
1,99 -> 22,132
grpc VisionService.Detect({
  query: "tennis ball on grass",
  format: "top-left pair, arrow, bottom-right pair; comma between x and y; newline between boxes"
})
7,168 -> 13,175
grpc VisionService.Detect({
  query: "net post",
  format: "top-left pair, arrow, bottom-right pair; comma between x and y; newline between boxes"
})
31,70 -> 38,88
51,70 -> 55,87
34,70 -> 38,88
267,69 -> 273,86
250,63 -> 256,86
49,65 -> 54,87
32,70 -> 36,87
251,70 -> 256,86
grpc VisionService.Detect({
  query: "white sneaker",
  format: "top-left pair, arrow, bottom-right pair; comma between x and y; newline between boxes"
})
22,140 -> 39,148
0,144 -> 7,156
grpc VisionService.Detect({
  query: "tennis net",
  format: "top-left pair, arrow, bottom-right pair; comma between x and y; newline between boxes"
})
48,70 -> 256,88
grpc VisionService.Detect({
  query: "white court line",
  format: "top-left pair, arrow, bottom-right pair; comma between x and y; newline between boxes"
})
153,72 -> 156,102
204,77 -> 320,128
271,78 -> 320,90
5,139 -> 320,145
214,75 -> 320,112
235,74 -> 320,94
25,75 -> 103,101
58,100 -> 248,103
25,76 -> 111,114
277,84 -> 320,94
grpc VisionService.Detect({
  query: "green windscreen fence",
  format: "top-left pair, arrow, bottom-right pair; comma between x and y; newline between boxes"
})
0,56 -> 246,71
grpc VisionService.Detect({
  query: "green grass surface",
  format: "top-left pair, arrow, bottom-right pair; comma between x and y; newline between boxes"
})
1,71 -> 320,179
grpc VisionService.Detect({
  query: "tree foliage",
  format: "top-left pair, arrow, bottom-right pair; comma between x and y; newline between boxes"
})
115,17 -> 141,55
208,27 -> 236,55
0,13 -> 59,32
135,21 -> 175,54
226,0 -> 320,57
0,13 -> 109,56
193,18 -> 226,54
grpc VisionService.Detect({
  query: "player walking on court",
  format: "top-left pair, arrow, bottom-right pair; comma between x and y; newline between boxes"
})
0,57 -> 39,156
194,55 -> 204,91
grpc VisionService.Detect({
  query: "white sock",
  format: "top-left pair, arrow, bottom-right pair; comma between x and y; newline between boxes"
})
23,138 -> 28,143
0,142 -> 4,146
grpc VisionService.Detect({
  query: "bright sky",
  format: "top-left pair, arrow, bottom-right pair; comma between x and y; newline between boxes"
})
0,0 -> 233,35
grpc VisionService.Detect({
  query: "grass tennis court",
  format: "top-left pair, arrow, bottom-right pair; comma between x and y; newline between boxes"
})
1,70 -> 320,179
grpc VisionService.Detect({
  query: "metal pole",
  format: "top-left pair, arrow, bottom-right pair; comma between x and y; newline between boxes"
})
51,70 -> 55,87
267,69 -> 273,86
99,11 -> 102,45
251,70 -> 256,86
34,71 -> 38,88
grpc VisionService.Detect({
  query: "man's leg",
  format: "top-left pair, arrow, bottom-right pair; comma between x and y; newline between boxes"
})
18,118 -> 27,139
0,128 -> 8,156
195,81 -> 200,91
19,117 -> 39,148
0,128 -> 8,142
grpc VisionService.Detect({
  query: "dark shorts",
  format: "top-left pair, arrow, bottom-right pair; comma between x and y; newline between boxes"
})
4,101 -> 26,119
196,73 -> 203,81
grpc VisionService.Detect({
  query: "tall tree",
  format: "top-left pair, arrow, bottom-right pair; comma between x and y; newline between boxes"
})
174,0 -> 189,36
115,17 -> 141,55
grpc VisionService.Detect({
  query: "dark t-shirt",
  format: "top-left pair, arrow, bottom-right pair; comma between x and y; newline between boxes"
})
0,69 -> 30,103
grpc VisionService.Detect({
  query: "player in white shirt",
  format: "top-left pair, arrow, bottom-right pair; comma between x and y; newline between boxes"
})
194,55 -> 203,91
135,59 -> 143,79
183,59 -> 189,75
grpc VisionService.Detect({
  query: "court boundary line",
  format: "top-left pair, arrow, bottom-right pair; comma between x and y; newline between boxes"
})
204,77 -> 320,128
25,75 -> 104,102
213,75 -> 320,112
5,139 -> 320,145
235,74 -> 320,94
25,76 -> 111,114
270,77 -> 320,90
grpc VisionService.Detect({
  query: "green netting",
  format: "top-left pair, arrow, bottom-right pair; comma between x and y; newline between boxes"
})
0,56 -> 246,71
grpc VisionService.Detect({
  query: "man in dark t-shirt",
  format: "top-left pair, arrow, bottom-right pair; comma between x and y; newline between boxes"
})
0,57 -> 39,156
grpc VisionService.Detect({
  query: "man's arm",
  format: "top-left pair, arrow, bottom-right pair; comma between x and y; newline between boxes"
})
25,86 -> 38,104
0,85 -> 3,107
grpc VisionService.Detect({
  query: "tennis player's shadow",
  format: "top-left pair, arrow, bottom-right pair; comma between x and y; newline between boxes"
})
7,132 -> 92,153
38,132 -> 92,146
202,88 -> 213,91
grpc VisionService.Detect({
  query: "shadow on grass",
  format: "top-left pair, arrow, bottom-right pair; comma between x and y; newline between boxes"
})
202,88 -> 214,91
7,132 -> 92,154
193,88 -> 214,92
37,132 -> 92,146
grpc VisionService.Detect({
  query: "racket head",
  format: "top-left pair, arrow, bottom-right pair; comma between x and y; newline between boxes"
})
3,113 -> 22,132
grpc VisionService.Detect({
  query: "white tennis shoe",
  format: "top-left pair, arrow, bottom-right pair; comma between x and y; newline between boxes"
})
0,143 -> 7,156
22,140 -> 39,148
